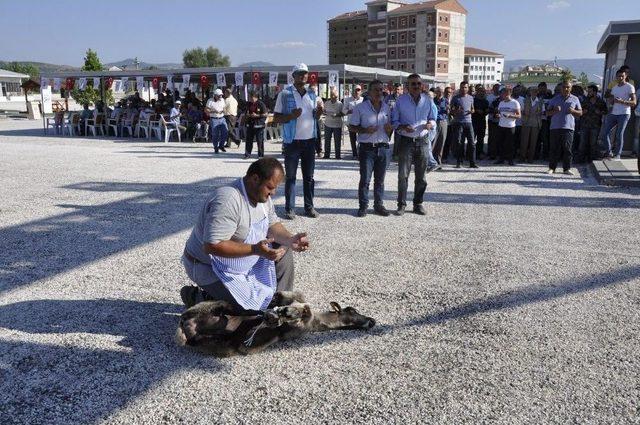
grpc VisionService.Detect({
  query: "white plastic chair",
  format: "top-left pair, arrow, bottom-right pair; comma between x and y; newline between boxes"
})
121,112 -> 137,138
86,113 -> 105,136
107,111 -> 121,137
160,115 -> 181,143
61,112 -> 78,136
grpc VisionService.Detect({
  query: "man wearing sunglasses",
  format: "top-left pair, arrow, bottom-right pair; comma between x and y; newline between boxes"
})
391,74 -> 438,216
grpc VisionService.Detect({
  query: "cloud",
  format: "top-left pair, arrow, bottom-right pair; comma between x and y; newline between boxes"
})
581,24 -> 608,36
547,1 -> 570,10
259,41 -> 316,49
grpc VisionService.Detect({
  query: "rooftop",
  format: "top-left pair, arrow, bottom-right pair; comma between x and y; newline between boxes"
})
0,68 -> 30,79
597,20 -> 640,54
328,10 -> 367,22
465,47 -> 503,57
388,0 -> 467,16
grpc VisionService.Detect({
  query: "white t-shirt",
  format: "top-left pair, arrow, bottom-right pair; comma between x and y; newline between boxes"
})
274,86 -> 316,140
342,96 -> 363,114
610,82 -> 636,115
498,99 -> 521,128
206,98 -> 225,118
323,99 -> 344,128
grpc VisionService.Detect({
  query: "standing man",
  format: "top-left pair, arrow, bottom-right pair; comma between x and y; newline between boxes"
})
432,86 -> 449,165
343,85 -> 364,159
206,88 -> 227,153
487,84 -> 501,160
450,81 -> 478,168
322,87 -> 344,159
472,86 -> 489,160
223,88 -> 240,148
391,73 -> 438,216
180,157 -> 310,310
349,80 -> 394,217
495,87 -> 521,165
244,91 -> 268,159
537,82 -> 553,160
578,84 -> 607,163
601,69 -> 636,160
546,81 -> 582,175
273,63 -> 323,219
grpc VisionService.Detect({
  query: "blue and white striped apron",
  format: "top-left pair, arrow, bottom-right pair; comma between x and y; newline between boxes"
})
210,180 -> 277,311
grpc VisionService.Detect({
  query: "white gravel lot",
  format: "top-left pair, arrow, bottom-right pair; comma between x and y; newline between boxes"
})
0,119 -> 639,424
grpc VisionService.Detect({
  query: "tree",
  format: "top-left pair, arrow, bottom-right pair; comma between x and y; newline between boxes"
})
559,69 -> 575,84
1,61 -> 39,78
183,46 -> 230,68
578,72 -> 589,87
71,49 -> 114,106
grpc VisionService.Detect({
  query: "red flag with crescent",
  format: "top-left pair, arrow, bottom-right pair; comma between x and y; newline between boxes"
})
151,77 -> 159,89
251,71 -> 262,85
200,74 -> 209,88
105,77 -> 114,89
308,72 -> 319,85
65,78 -> 75,90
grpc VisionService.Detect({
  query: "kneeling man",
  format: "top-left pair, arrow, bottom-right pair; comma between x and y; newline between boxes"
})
180,157 -> 309,311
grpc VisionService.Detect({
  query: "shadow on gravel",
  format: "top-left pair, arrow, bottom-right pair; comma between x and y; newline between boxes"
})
0,298 -> 225,424
0,177 -> 234,294
442,178 -> 640,195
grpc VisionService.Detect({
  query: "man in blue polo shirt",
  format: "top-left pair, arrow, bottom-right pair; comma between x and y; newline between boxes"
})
450,81 -> 478,168
349,79 -> 394,217
546,81 -> 582,175
391,73 -> 438,216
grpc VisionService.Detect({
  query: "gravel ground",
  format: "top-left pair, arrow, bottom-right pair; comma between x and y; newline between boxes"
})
1,119 -> 639,424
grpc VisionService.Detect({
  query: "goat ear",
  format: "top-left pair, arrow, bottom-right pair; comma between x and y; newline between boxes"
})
329,302 -> 341,313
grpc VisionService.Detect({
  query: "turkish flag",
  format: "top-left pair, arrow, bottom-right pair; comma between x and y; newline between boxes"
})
151,77 -> 159,89
251,71 -> 262,85
105,77 -> 113,89
65,78 -> 75,90
200,74 -> 209,87
308,71 -> 319,85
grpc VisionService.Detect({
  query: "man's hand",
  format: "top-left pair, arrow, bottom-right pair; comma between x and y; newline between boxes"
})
289,233 -> 309,252
425,122 -> 434,130
290,108 -> 302,119
365,125 -> 377,134
252,238 -> 286,261
400,124 -> 414,133
384,122 -> 393,134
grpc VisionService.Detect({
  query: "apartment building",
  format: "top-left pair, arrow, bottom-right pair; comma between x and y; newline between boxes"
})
328,0 -> 467,84
463,47 -> 504,88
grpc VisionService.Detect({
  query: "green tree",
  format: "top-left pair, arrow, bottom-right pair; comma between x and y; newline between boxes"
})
559,69 -> 575,83
578,72 -> 589,87
2,61 -> 39,78
71,49 -> 114,106
183,46 -> 230,68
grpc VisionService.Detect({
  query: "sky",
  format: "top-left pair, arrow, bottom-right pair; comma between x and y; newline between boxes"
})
1,0 -> 639,67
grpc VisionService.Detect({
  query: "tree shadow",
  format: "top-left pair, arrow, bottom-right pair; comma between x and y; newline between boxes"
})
0,298 -> 225,424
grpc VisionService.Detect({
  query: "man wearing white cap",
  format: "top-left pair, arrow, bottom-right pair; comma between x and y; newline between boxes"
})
343,85 -> 364,159
206,88 -> 227,153
272,63 -> 323,219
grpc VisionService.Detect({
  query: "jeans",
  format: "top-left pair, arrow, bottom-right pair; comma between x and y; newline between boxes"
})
397,136 -> 428,208
323,126 -> 342,159
432,120 -> 448,164
549,129 -> 574,171
579,126 -> 600,162
602,113 -> 631,157
633,115 -> 640,154
358,144 -> 391,209
245,126 -> 264,157
284,139 -> 316,212
452,121 -> 476,164
210,117 -> 228,151
538,120 -> 550,160
349,131 -> 358,158
472,115 -> 487,157
487,120 -> 499,158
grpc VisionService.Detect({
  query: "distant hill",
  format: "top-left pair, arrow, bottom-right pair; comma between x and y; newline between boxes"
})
238,61 -> 275,67
505,58 -> 605,81
104,58 -> 183,70
0,60 -> 78,74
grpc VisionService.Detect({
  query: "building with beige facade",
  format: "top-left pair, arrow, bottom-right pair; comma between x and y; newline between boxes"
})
328,0 -> 467,84
463,47 -> 504,88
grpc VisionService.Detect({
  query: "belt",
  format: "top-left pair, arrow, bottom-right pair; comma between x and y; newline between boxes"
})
401,135 -> 427,143
183,249 -> 207,265
360,143 -> 390,149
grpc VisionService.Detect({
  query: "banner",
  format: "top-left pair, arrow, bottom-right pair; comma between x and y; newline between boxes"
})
40,77 -> 50,90
308,71 -> 319,85
93,77 -> 100,88
167,75 -> 174,90
268,72 -> 278,87
200,74 -> 209,88
287,72 -> 294,85
251,71 -> 262,85
152,77 -> 159,89
182,74 -> 191,91
235,72 -> 243,87
328,70 -> 339,87
136,76 -> 144,92
78,78 -> 87,90
53,78 -> 61,91
113,79 -> 123,92
41,86 -> 52,114
65,78 -> 74,91
216,72 -> 226,87
105,77 -> 113,90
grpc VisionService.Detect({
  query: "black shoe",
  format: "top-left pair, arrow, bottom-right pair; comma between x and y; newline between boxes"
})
374,205 -> 390,217
396,206 -> 405,216
180,285 -> 199,308
283,210 -> 296,220
469,163 -> 479,169
323,156 -> 330,159
304,208 -> 320,218
235,140 -> 241,147
214,149 -> 219,154
494,159 -> 504,164
243,154 -> 250,159
427,164 -> 442,173
508,160 -> 514,166
220,147 -> 227,152
357,208 -> 367,217
455,161 -> 461,168
224,142 -> 231,148
413,204 -> 426,215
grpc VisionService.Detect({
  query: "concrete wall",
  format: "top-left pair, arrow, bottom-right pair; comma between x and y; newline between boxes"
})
448,12 -> 466,84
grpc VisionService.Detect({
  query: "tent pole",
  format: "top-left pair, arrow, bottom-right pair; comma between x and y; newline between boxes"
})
40,82 -> 46,135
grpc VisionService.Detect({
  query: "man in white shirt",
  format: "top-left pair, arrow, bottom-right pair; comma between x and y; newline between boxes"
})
342,85 -> 364,159
323,87 -> 344,159
273,63 -> 323,219
206,88 -> 228,153
494,87 -> 521,165
602,69 -> 637,160
223,88 -> 240,148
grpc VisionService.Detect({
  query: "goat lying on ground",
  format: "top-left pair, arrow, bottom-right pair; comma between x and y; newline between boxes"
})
175,291 -> 376,357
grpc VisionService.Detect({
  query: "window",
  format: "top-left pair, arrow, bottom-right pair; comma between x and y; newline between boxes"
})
401,33 -> 406,41
438,48 -> 441,54
390,49 -> 395,55
390,64 -> 395,69
401,49 -> 405,55
390,34 -> 395,42
411,63 -> 415,69
400,18 -> 406,26
438,63 -> 441,69
411,17 -> 416,25
445,16 -> 448,22
445,32 -> 448,38
411,47 -> 415,55
444,48 -> 447,53
438,32 -> 442,37
426,62 -> 430,69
